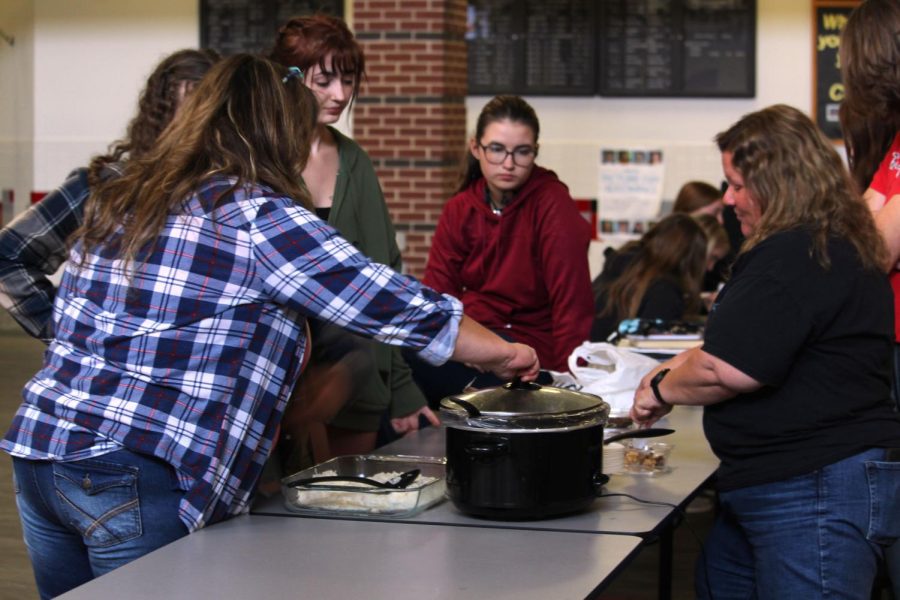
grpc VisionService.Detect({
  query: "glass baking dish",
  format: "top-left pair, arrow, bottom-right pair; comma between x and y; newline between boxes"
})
621,440 -> 674,476
281,454 -> 446,518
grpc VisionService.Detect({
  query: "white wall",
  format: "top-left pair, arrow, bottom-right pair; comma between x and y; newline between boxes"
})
32,0 -> 198,196
4,0 -> 819,213
0,1 -> 197,215
2,0 -> 359,215
0,0 -> 35,220
467,0 -> 814,201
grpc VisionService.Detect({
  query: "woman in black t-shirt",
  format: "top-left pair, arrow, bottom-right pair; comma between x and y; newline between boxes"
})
631,104 -> 900,598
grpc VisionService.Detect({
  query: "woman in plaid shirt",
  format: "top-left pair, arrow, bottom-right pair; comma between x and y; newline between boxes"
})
2,54 -> 539,599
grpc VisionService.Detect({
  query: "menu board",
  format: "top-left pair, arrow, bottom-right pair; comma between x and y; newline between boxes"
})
466,0 -> 521,93
813,1 -> 860,141
599,0 -> 755,97
599,1 -> 678,95
682,1 -> 755,96
200,0 -> 343,56
467,0 -> 755,97
467,0 -> 596,95
524,0 -> 596,94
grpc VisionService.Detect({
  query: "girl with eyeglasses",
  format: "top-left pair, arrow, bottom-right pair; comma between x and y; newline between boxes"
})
411,95 -> 594,404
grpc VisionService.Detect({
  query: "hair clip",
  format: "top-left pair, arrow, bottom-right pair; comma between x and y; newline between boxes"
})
282,66 -> 304,83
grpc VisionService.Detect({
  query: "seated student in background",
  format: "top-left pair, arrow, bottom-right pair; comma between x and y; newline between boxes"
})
673,180 -> 732,291
694,213 -> 732,298
695,214 -> 731,271
0,48 -> 219,343
412,95 -> 593,405
0,55 -> 540,599
590,213 -> 708,341
673,180 -> 724,221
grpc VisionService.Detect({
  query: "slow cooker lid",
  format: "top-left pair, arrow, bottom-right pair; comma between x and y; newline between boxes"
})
439,380 -> 609,430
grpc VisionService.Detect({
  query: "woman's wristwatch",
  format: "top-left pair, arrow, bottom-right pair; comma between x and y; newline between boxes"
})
650,368 -> 671,405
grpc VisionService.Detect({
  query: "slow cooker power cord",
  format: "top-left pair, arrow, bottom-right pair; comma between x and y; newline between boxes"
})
597,492 -> 714,598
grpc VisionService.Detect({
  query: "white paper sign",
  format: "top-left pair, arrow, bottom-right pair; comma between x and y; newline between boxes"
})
598,149 -> 665,238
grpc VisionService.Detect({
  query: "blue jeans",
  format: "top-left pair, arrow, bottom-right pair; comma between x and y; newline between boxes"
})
12,449 -> 189,599
885,344 -> 900,597
696,448 -> 900,600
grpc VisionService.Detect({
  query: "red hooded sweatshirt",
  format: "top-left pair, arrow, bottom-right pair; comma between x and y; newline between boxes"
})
424,166 -> 593,371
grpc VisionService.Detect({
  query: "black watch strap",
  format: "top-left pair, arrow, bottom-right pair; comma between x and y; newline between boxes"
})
650,368 -> 671,404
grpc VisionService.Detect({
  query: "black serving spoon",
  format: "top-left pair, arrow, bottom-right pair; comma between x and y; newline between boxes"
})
603,428 -> 674,445
287,468 -> 421,490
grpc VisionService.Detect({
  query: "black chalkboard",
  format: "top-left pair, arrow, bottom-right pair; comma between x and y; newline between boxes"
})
466,0 -> 596,96
467,0 -> 755,98
200,0 -> 343,57
682,2 -> 755,96
813,2 -> 859,141
598,0 -> 755,98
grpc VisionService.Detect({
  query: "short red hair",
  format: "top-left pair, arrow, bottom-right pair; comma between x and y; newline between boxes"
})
269,15 -> 365,103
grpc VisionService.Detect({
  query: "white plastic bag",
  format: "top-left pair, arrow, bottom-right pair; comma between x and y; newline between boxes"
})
564,341 -> 660,415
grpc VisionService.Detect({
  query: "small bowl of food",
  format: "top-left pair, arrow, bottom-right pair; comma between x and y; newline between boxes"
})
622,441 -> 673,475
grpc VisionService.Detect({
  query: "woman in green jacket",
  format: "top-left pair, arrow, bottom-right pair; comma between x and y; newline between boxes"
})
270,15 -> 436,463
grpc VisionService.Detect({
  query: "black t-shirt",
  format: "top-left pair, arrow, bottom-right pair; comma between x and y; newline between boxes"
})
702,229 -> 900,490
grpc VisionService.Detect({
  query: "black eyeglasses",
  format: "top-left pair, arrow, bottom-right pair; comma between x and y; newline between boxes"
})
478,142 -> 537,167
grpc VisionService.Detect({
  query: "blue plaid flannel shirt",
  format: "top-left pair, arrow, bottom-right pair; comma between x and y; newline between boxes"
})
0,168 -> 92,342
1,177 -> 462,531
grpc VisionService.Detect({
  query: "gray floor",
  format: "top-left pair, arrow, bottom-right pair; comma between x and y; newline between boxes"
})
0,329 -> 716,599
0,331 -> 44,600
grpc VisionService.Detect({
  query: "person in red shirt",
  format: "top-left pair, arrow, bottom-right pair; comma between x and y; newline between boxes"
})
841,0 -> 900,338
411,95 -> 593,405
839,1 -> 900,595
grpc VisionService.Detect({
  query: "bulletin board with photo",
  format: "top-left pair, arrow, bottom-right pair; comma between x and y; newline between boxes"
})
597,148 -> 665,246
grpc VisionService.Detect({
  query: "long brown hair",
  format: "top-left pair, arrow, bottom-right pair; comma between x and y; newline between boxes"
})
457,95 -> 540,193
694,213 -> 730,261
269,14 -> 365,108
599,214 -> 708,321
76,54 -> 318,270
839,0 -> 900,191
673,181 -> 721,214
88,48 -> 220,185
717,104 -> 886,270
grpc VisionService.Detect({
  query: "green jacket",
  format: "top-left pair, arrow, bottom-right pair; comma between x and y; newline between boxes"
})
325,127 -> 427,429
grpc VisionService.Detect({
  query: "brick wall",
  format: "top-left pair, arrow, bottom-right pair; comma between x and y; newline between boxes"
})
352,0 -> 468,278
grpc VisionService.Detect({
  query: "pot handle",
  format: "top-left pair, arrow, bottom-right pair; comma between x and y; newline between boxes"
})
464,440 -> 509,459
504,376 -> 542,391
444,396 -> 482,418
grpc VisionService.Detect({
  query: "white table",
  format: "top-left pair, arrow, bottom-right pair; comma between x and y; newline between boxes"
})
255,406 -> 719,538
58,513 -> 643,600
59,407 -> 716,600
251,406 -> 719,600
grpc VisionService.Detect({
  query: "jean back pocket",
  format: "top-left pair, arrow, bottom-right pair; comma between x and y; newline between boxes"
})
53,458 -> 141,547
866,460 -> 900,545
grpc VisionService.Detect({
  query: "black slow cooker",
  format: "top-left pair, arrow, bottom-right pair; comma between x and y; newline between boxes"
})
439,379 -> 610,520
